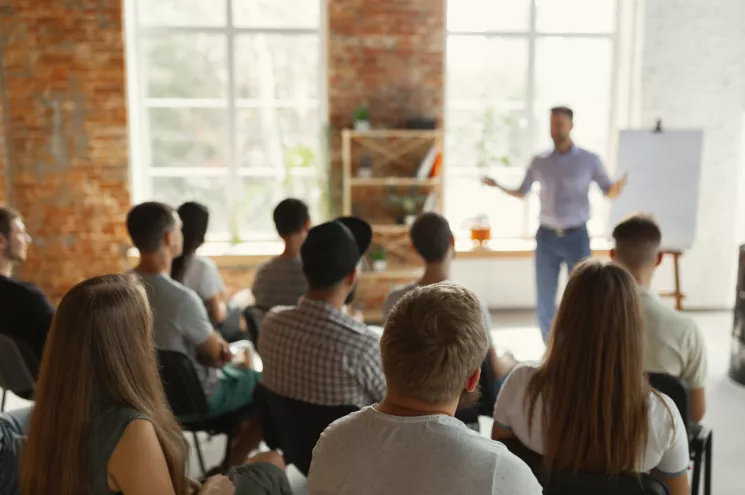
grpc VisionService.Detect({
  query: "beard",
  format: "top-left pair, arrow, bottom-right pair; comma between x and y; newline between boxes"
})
344,283 -> 358,306
457,384 -> 482,410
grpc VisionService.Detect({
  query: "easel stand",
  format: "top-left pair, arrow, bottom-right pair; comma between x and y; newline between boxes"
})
659,250 -> 684,310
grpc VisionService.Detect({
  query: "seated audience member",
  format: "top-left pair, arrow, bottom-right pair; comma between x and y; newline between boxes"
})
309,282 -> 542,495
492,260 -> 689,495
127,202 -> 261,466
20,274 -> 291,495
0,407 -> 31,495
252,198 -> 310,313
0,207 -> 54,374
171,201 -> 245,338
259,217 -> 385,407
612,214 -> 708,422
383,212 -> 517,382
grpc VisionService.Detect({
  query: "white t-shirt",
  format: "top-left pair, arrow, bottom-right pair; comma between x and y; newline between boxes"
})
640,287 -> 708,389
493,363 -> 689,476
308,406 -> 542,495
182,256 -> 224,301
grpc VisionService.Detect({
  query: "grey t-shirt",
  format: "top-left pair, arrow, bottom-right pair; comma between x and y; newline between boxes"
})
135,272 -> 219,397
252,257 -> 307,311
383,283 -> 493,345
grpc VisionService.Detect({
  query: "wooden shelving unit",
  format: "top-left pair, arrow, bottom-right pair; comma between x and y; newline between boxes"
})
342,129 -> 445,317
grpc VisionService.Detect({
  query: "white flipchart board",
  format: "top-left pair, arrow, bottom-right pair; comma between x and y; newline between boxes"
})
609,130 -> 704,251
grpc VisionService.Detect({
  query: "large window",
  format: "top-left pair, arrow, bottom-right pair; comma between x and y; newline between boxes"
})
127,0 -> 325,242
446,0 -> 620,238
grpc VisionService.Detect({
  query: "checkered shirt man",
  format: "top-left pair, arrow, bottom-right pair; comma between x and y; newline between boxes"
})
259,297 -> 386,408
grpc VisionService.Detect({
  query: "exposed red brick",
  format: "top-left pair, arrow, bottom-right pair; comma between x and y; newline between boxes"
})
0,0 -> 130,303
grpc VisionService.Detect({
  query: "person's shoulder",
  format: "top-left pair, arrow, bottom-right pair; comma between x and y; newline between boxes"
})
191,255 -> 218,272
0,276 -> 47,299
147,273 -> 203,309
508,361 -> 539,380
643,292 -> 697,335
262,304 -> 297,325
315,408 -> 370,449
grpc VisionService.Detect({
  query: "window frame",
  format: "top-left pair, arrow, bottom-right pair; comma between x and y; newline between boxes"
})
445,0 -> 622,239
124,0 -> 327,242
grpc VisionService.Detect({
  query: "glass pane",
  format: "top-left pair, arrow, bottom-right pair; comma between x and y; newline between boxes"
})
447,0 -> 530,32
233,0 -> 320,28
237,178 -> 283,239
535,37 -> 612,108
446,172 -> 527,239
150,176 -> 230,235
235,34 -> 319,101
536,0 -> 616,33
149,108 -> 228,167
447,37 -> 528,104
137,0 -> 227,26
145,34 -> 227,99
236,107 -> 320,168
446,106 -> 528,169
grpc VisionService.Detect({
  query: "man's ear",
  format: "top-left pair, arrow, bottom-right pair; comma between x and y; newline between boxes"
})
347,266 -> 358,286
305,218 -> 312,231
465,368 -> 481,393
0,234 -> 7,252
655,251 -> 664,267
610,248 -> 617,261
163,230 -> 173,248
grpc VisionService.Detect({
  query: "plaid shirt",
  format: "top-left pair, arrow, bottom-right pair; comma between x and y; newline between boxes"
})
259,297 -> 386,408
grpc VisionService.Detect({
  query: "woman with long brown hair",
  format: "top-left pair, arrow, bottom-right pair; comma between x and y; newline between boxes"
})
491,260 -> 689,495
20,274 -> 290,495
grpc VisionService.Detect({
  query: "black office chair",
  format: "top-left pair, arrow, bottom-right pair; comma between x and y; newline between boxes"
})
0,334 -> 37,411
241,306 -> 264,351
254,383 -> 358,476
156,349 -> 255,475
454,352 -> 498,430
501,438 -> 670,495
648,372 -> 712,495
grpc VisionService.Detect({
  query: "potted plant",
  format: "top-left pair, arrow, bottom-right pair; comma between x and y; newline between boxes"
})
358,153 -> 373,178
387,188 -> 426,225
354,105 -> 371,131
370,246 -> 388,272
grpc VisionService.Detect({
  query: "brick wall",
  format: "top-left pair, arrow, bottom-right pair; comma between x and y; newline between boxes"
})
327,0 -> 445,307
327,0 -> 445,211
0,0 -> 130,302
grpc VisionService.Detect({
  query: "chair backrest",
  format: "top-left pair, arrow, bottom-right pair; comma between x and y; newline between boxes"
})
501,438 -> 670,495
254,383 -> 358,476
156,349 -> 210,419
647,372 -> 691,431
242,306 -> 263,351
0,334 -> 36,396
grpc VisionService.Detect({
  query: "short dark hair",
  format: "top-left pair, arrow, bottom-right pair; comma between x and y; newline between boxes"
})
410,213 -> 453,263
551,106 -> 574,121
273,198 -> 309,237
0,207 -> 20,240
612,213 -> 662,270
126,202 -> 176,253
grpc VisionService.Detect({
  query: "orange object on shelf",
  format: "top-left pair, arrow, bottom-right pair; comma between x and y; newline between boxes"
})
470,226 -> 491,245
429,152 -> 443,178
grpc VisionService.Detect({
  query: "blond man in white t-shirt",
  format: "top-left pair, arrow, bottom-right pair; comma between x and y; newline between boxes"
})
309,282 -> 542,495
611,213 -> 708,422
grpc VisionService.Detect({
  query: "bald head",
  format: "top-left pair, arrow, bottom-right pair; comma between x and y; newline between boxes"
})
611,214 -> 662,273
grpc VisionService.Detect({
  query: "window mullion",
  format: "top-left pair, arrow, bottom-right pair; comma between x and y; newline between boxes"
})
226,0 -> 240,240
523,0 -> 538,237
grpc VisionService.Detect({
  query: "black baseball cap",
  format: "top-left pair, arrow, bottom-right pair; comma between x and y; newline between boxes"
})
301,216 -> 372,290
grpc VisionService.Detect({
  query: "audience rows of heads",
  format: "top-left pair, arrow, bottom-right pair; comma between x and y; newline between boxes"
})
0,201 -> 705,495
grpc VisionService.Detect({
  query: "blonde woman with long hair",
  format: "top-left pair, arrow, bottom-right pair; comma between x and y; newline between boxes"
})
491,260 -> 689,495
21,274 -> 290,495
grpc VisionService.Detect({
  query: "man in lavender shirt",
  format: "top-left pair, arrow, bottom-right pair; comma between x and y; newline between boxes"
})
483,107 -> 627,341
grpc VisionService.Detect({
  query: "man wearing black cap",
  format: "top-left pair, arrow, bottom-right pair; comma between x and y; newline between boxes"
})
258,217 -> 386,407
